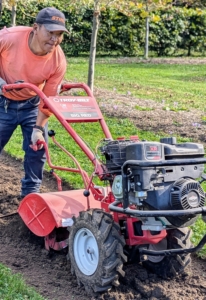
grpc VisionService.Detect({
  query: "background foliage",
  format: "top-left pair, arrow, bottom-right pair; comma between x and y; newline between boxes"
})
1,1 -> 206,57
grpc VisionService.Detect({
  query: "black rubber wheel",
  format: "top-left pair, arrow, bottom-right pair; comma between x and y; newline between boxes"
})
68,209 -> 127,294
143,228 -> 192,278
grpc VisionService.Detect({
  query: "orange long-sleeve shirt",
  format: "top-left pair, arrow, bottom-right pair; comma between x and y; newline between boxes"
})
0,26 -> 67,116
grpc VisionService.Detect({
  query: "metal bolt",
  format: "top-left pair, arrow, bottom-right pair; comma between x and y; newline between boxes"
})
87,247 -> 94,261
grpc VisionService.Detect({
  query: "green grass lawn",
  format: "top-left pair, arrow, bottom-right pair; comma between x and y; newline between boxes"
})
66,57 -> 206,111
0,263 -> 44,300
2,57 -> 206,297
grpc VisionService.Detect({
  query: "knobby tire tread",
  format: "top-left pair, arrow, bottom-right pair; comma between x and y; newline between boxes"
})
68,209 -> 126,295
143,227 -> 192,279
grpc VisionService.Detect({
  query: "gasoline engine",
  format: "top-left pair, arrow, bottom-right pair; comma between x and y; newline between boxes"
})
100,137 -> 206,228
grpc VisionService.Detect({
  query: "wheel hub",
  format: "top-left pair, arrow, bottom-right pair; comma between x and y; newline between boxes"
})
73,228 -> 99,275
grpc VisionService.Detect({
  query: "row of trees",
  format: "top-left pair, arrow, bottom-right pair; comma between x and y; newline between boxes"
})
1,0 -> 206,90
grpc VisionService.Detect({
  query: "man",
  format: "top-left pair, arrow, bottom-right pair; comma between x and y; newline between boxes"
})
0,7 -> 68,198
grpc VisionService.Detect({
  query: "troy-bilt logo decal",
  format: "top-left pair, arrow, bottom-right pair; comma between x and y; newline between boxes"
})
53,98 -> 89,103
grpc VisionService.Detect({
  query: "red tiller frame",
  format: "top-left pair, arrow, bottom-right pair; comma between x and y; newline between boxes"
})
3,82 -> 112,176
3,82 -> 110,237
40,137 -> 91,190
4,82 -> 167,247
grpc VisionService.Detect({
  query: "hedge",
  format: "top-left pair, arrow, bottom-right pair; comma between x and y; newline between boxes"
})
0,2 -> 206,57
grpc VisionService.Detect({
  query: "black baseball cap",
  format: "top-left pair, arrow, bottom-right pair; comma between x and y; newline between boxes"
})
35,7 -> 69,33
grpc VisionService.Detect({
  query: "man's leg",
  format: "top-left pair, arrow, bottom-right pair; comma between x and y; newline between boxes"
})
18,97 -> 48,197
0,96 -> 18,153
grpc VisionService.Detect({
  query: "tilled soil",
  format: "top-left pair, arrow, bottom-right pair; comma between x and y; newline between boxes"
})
0,153 -> 206,300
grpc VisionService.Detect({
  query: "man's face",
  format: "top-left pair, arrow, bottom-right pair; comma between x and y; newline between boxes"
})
34,24 -> 64,55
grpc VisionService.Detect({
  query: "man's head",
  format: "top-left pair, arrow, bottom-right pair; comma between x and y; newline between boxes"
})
35,7 -> 68,33
30,7 -> 68,56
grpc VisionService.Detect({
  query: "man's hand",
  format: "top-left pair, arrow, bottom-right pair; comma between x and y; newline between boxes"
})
0,78 -> 7,95
31,126 -> 45,150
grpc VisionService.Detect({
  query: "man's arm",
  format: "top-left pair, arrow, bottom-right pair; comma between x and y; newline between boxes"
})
37,55 -> 66,118
36,110 -> 49,127
31,82 -> 62,150
31,110 -> 49,150
31,50 -> 67,150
